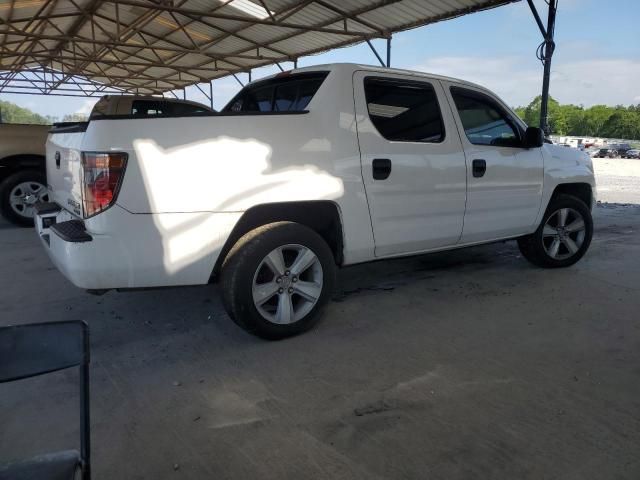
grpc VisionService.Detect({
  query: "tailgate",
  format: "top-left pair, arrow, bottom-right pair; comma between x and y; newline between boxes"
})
46,124 -> 87,217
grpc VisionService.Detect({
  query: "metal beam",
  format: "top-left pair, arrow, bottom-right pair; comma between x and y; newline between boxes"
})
366,39 -> 386,68
104,1 -> 375,37
386,37 -> 391,67
527,0 -> 557,135
0,0 -> 517,97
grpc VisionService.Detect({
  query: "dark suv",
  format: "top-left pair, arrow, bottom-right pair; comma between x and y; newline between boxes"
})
596,147 -> 617,158
609,143 -> 633,158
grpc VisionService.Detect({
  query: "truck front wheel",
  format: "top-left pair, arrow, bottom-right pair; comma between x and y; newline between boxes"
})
518,194 -> 593,268
0,170 -> 49,227
220,221 -> 336,340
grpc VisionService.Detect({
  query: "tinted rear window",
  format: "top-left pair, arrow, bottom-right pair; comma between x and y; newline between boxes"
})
223,72 -> 329,113
132,100 -> 167,116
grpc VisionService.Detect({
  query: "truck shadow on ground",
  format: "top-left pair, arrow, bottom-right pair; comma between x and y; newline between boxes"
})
6,202 -> 639,353
83,238 -> 526,353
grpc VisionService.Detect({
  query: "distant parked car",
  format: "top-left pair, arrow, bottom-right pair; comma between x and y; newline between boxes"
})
586,148 -> 600,157
608,143 -> 633,158
596,148 -> 617,158
625,149 -> 640,159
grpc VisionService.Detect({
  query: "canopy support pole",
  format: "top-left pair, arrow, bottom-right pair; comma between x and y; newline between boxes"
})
386,37 -> 391,67
232,73 -> 244,87
366,39 -> 386,68
527,0 -> 558,136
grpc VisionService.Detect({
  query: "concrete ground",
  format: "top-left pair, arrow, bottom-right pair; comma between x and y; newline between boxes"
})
1,158 -> 640,479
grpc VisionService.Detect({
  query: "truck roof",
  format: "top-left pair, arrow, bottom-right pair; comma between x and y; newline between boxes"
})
253,62 -> 489,93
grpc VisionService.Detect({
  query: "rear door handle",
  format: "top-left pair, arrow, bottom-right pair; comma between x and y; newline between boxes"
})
472,159 -> 486,178
372,158 -> 392,180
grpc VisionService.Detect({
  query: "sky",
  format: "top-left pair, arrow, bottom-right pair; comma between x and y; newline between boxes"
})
1,0 -> 639,119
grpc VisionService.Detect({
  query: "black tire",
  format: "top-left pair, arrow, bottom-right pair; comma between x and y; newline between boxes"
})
220,221 -> 336,340
518,194 -> 593,268
0,170 -> 48,227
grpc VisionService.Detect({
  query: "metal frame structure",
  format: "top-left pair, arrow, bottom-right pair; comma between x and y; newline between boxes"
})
527,0 -> 558,135
0,0 -> 559,131
0,0 -> 518,97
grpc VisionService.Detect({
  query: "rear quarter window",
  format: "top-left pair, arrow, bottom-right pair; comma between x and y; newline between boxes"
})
131,100 -> 166,116
223,72 -> 329,113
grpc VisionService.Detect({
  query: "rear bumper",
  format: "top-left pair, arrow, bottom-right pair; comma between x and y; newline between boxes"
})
35,203 -> 243,290
35,205 -> 115,289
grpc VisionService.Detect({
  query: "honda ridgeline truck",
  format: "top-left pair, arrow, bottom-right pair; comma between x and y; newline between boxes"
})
35,64 -> 596,339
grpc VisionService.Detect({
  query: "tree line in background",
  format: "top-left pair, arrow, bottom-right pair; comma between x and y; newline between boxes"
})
0,100 -> 86,125
515,96 -> 640,140
1,96 -> 639,140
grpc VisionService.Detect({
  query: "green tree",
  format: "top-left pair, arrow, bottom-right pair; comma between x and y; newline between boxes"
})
0,100 -> 51,125
514,97 -> 640,140
62,113 -> 88,122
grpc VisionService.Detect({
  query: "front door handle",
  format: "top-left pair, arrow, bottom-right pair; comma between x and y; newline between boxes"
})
372,158 -> 392,180
472,159 -> 486,178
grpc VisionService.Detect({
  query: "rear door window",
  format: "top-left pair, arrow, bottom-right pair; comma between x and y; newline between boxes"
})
223,72 -> 329,113
363,78 -> 445,143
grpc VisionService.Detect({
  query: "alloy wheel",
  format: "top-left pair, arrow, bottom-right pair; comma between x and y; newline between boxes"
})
252,244 -> 323,325
542,207 -> 586,260
9,181 -> 49,219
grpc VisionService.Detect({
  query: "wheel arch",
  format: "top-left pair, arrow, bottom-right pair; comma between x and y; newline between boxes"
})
549,183 -> 593,209
0,154 -> 46,183
212,200 -> 344,280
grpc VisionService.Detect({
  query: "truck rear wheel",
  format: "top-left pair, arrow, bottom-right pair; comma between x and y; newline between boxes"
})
518,194 -> 593,268
220,221 -> 335,340
0,170 -> 49,227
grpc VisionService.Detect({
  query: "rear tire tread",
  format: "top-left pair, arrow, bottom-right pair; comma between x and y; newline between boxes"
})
220,221 -> 335,340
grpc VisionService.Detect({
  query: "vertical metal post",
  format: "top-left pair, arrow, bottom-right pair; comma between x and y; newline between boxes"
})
248,70 -> 252,83
294,59 -> 298,69
183,88 -> 186,100
80,323 -> 91,480
386,37 -> 391,67
539,0 -> 557,136
209,80 -> 213,109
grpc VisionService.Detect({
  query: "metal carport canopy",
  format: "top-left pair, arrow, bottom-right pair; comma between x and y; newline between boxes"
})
0,0 -> 520,96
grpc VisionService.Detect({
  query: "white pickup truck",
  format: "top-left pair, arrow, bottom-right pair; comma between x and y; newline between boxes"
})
36,63 -> 595,339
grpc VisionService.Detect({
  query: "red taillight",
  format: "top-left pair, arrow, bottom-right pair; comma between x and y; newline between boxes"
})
81,152 -> 127,218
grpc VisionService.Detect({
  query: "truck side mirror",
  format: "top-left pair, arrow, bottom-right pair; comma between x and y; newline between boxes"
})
523,126 -> 544,149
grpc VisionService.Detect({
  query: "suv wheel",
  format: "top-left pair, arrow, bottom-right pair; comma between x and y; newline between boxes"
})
220,221 -> 335,340
518,194 -> 593,268
0,170 -> 49,227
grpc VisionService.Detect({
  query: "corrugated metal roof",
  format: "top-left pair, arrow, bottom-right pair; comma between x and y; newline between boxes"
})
0,0 -> 519,96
